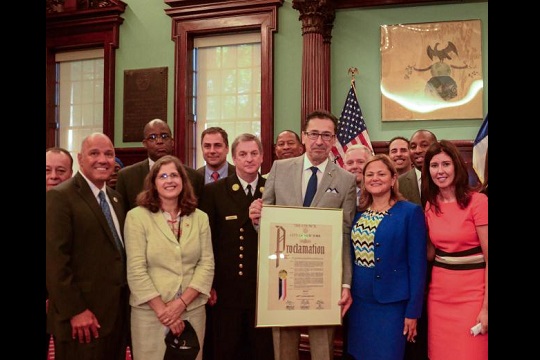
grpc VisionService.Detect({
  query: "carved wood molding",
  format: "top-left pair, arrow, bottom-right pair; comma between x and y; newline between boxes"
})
292,1 -> 336,122
45,0 -> 127,149
164,0 -> 283,173
292,0 -> 336,40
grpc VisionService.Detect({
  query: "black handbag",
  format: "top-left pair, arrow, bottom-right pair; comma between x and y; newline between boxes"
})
163,320 -> 200,360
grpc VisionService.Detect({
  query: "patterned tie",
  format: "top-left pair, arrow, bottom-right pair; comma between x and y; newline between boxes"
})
211,171 -> 220,182
246,184 -> 254,203
98,190 -> 125,261
303,166 -> 318,207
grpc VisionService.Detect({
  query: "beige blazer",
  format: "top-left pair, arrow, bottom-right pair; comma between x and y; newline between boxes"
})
124,207 -> 214,311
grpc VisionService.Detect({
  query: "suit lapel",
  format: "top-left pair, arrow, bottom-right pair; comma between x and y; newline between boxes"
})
311,161 -> 335,206
291,157 -> 304,204
74,173 -> 118,246
226,175 -> 249,208
150,211 -> 179,244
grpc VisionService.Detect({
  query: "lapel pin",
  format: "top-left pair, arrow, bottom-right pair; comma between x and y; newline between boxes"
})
232,184 -> 240,191
113,196 -> 118,203
259,186 -> 264,193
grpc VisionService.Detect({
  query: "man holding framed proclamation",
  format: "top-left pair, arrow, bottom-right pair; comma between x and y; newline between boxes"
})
249,110 -> 357,360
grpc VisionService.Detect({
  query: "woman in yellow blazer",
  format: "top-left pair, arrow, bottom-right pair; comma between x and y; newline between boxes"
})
124,155 -> 215,360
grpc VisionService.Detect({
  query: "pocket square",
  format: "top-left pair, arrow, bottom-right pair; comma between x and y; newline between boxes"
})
325,188 -> 338,193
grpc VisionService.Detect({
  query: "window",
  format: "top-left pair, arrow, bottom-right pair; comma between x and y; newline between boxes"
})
194,33 -> 261,166
56,49 -> 104,174
166,1 -> 279,173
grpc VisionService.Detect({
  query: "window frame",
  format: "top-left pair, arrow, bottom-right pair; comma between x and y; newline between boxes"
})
45,3 -> 126,149
165,0 -> 283,173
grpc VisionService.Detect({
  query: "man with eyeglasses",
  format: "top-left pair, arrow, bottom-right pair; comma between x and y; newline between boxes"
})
116,118 -> 204,211
248,110 -> 357,360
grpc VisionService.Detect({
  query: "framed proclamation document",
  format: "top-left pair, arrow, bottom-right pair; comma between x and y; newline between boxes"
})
255,205 -> 343,327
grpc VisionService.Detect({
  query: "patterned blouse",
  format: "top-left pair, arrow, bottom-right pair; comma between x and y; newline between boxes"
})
351,209 -> 389,268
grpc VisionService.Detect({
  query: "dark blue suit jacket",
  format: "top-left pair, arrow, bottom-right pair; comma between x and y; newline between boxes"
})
351,200 -> 427,319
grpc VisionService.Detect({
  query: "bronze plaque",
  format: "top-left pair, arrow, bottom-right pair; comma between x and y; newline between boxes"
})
123,67 -> 168,142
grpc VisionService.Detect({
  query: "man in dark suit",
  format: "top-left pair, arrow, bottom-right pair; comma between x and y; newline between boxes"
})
398,129 -> 437,207
46,133 -> 129,360
249,110 -> 357,360
199,133 -> 273,360
196,126 -> 235,184
399,129 -> 437,360
196,126 -> 234,360
116,118 -> 204,211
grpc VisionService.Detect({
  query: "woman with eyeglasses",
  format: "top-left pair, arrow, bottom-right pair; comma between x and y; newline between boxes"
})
124,155 -> 215,360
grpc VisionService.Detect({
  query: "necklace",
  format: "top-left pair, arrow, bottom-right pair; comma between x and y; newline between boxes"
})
164,210 -> 182,242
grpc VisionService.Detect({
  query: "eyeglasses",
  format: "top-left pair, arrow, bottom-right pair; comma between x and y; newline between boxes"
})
146,133 -> 171,142
157,172 -> 180,180
303,131 -> 335,141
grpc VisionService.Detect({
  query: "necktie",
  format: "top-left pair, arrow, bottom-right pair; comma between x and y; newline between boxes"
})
98,190 -> 125,261
246,184 -> 254,203
303,166 -> 318,207
211,171 -> 220,182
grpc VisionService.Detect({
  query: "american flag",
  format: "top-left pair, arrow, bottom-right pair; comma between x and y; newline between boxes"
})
331,82 -> 373,167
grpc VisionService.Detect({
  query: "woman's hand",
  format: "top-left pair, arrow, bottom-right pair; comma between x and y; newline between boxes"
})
169,318 -> 186,336
158,298 -> 186,326
403,318 -> 418,343
476,307 -> 488,335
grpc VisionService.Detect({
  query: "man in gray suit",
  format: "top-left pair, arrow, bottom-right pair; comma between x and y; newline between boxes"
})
46,133 -> 129,360
249,110 -> 357,360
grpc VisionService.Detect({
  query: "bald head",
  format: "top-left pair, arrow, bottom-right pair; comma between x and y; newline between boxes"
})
78,133 -> 116,188
142,119 -> 174,161
143,118 -> 170,137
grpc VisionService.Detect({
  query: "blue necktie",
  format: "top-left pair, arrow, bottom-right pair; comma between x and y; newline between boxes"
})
98,190 -> 125,261
303,166 -> 318,207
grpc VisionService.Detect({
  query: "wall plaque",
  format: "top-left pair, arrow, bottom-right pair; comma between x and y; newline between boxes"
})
123,67 -> 168,142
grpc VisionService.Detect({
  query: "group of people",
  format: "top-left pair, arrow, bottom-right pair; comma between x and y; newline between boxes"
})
46,112 -> 487,360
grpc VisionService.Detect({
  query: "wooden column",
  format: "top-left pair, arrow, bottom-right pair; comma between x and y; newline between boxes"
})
292,0 -> 335,123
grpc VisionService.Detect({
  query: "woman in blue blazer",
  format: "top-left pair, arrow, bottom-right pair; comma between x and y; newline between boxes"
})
347,154 -> 427,360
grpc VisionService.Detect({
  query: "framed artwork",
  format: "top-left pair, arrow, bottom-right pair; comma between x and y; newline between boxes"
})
256,205 -> 343,327
380,19 -> 483,121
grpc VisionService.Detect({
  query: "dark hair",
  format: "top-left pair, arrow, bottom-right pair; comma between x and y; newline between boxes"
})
303,109 -> 338,133
46,147 -> 74,168
136,155 -> 197,215
387,136 -> 409,150
421,140 -> 478,215
358,154 -> 405,211
231,133 -> 263,156
410,129 -> 437,144
276,130 -> 301,143
200,126 -> 230,147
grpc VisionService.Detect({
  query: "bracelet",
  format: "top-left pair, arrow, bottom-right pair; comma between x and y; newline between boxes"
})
179,297 -> 188,308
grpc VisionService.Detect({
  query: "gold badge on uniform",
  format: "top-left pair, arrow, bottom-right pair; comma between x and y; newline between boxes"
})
259,186 -> 264,193
232,184 -> 240,191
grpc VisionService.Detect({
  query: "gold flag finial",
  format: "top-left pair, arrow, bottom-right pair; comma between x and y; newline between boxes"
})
348,67 -> 358,85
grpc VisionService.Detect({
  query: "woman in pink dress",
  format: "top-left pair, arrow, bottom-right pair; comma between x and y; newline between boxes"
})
421,140 -> 488,360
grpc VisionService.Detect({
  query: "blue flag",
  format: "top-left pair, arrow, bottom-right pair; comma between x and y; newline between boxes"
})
472,114 -> 488,184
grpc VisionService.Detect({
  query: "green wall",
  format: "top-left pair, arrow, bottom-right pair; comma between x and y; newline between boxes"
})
115,0 -> 488,147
